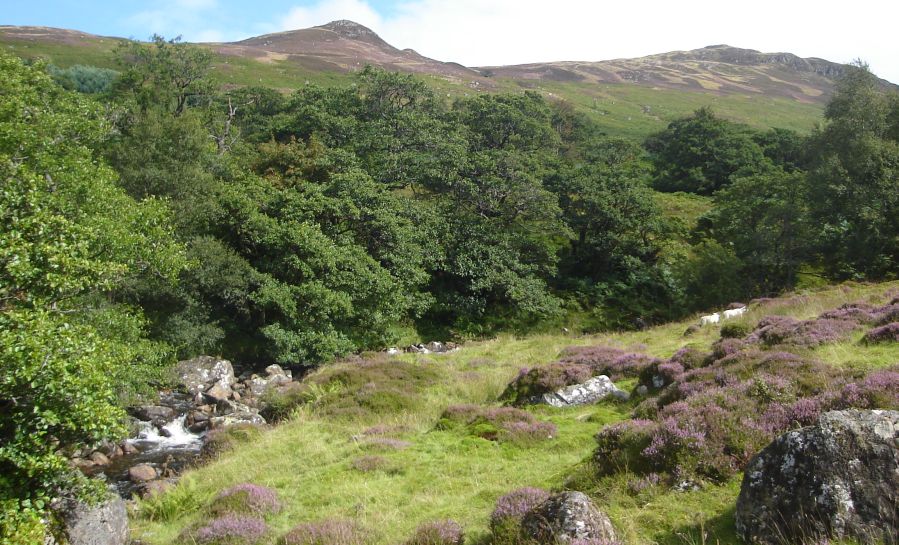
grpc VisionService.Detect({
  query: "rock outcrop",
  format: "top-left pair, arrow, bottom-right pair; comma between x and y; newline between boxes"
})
51,495 -> 128,545
538,376 -> 629,407
175,356 -> 235,398
520,491 -> 618,544
735,409 -> 899,544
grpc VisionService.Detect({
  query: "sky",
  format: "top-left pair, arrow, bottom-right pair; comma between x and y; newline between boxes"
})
4,0 -> 898,83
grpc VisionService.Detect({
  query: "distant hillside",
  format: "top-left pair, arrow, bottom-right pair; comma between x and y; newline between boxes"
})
3,22 -> 893,137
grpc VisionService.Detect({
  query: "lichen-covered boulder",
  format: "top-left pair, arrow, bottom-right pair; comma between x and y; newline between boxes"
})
520,491 -> 617,544
540,376 -> 629,407
175,356 -> 234,397
735,409 -> 899,544
52,495 -> 128,545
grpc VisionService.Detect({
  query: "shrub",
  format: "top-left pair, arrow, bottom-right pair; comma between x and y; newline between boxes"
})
362,437 -> 412,451
490,487 -> 550,540
557,346 -> 658,380
192,515 -> 267,545
351,455 -> 390,473
201,424 -> 265,459
500,362 -> 592,404
260,382 -> 311,421
436,406 -> 556,446
405,520 -> 464,545
308,359 -> 443,419
863,322 -> 899,344
210,483 -> 281,516
280,519 -> 365,545
720,322 -> 750,339
747,316 -> 858,347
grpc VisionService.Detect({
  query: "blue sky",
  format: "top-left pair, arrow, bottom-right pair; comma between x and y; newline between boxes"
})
4,1 -> 899,83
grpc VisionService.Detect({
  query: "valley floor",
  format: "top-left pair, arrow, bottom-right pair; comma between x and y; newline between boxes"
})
133,281 -> 899,545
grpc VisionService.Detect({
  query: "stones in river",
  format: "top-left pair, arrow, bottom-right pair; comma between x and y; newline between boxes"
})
128,463 -> 158,483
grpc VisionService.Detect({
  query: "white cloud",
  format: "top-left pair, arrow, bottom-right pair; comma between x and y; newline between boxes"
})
274,0 -> 899,83
126,0 -> 220,40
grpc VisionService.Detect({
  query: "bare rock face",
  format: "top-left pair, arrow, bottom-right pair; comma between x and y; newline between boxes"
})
539,375 -> 629,407
520,491 -> 617,544
52,495 -> 128,545
735,409 -> 899,544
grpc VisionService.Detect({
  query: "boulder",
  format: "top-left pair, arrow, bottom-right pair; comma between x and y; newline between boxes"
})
539,376 -> 629,407
128,463 -> 158,483
88,451 -> 110,466
132,405 -> 176,424
53,494 -> 128,545
210,410 -> 266,429
735,409 -> 899,544
246,373 -> 292,398
520,491 -> 617,544
203,381 -> 232,403
175,356 -> 234,397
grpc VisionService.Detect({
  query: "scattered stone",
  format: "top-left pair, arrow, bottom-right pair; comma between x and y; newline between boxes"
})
520,491 -> 618,544
89,451 -> 110,466
52,494 -> 128,545
128,463 -> 158,483
735,409 -> 899,544
538,375 -> 629,407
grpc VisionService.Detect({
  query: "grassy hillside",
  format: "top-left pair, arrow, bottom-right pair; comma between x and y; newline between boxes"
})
132,280 -> 899,545
0,30 -> 825,139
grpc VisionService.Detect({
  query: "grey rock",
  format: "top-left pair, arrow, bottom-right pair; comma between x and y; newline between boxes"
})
133,405 -> 175,424
175,356 -> 234,396
521,491 -> 617,544
128,463 -> 158,483
53,494 -> 128,545
538,375 -> 629,407
246,373 -> 292,397
204,380 -> 232,403
210,410 -> 266,429
265,364 -> 290,378
735,409 -> 899,545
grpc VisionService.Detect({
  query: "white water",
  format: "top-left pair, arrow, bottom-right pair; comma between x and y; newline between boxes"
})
128,415 -> 204,451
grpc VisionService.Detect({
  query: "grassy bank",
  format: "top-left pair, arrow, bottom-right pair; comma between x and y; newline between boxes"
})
132,280 -> 899,544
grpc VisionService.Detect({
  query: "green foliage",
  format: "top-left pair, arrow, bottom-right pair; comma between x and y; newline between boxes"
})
0,51 -> 186,521
804,63 -> 899,280
646,107 -> 768,194
719,323 -> 750,339
48,63 -> 118,94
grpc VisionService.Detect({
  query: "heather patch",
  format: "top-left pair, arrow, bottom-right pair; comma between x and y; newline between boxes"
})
863,322 -> 899,344
209,483 -> 281,517
307,359 -> 443,419
188,515 -> 268,545
201,424 -> 265,460
747,315 -> 858,347
490,487 -> 551,542
362,437 -> 412,451
361,424 -> 408,436
557,346 -> 659,380
404,520 -> 464,545
436,405 -> 556,445
351,455 -> 393,473
280,519 -> 366,545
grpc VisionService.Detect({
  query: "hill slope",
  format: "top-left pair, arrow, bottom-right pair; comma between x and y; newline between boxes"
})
131,280 -> 899,544
2,22 -> 891,137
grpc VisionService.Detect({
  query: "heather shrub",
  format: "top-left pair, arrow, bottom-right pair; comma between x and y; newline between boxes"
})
863,322 -> 899,344
720,322 -> 750,339
280,519 -> 365,545
189,515 -> 268,545
405,520 -> 464,545
837,368 -> 899,408
490,487 -> 550,542
209,483 -> 281,517
818,302 -> 879,324
308,359 -> 443,419
557,346 -> 658,380
500,362 -> 592,405
874,303 -> 899,325
362,437 -> 412,451
747,315 -> 858,347
201,424 -> 265,459
351,455 -> 391,473
436,405 -> 556,446
260,382 -> 310,421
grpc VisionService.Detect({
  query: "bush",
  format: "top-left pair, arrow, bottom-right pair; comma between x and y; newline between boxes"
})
436,405 -> 556,446
201,424 -> 265,460
405,520 -> 464,545
500,362 -> 592,405
490,487 -> 550,541
747,315 -> 859,347
209,483 -> 281,517
190,515 -> 268,545
720,322 -> 750,339
863,322 -> 899,344
280,519 -> 365,545
557,346 -> 659,380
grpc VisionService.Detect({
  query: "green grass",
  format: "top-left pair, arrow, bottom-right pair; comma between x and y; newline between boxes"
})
131,280 -> 899,545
